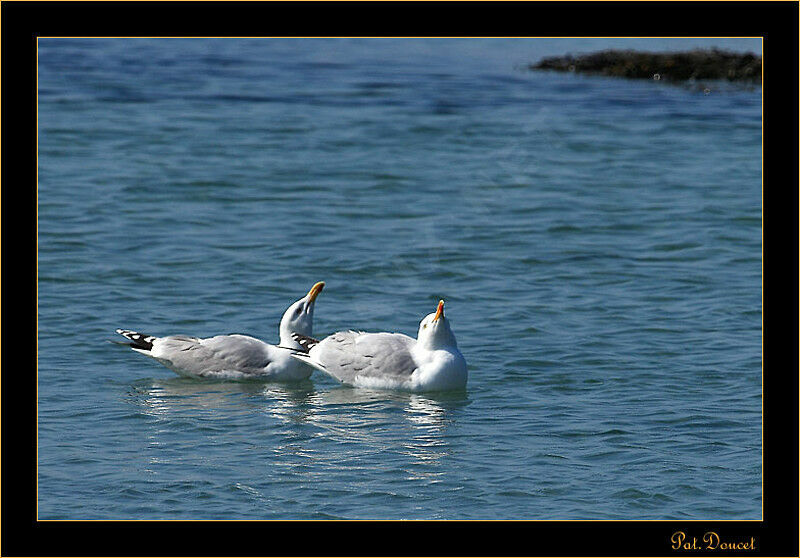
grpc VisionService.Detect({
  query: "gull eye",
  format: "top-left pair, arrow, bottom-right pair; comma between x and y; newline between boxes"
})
294,307 -> 302,316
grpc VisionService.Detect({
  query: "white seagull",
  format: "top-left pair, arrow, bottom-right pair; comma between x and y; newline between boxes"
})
115,281 -> 325,381
290,300 -> 467,392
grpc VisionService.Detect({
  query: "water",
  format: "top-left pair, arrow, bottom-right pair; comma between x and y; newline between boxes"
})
37,38 -> 762,520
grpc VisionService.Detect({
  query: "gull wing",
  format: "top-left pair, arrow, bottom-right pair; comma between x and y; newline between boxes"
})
306,331 -> 417,386
153,334 -> 275,377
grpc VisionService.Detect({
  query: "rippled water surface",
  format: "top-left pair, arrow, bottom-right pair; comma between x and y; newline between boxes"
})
37,38 -> 762,520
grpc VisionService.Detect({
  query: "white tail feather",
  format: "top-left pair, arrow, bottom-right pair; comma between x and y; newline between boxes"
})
289,352 -> 327,373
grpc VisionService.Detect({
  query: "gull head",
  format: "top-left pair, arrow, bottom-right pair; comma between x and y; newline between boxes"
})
416,299 -> 458,350
279,281 -> 324,347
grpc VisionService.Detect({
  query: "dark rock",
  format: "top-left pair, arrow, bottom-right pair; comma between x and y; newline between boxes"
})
531,48 -> 761,83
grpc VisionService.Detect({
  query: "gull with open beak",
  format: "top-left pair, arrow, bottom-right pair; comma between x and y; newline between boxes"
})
114,282 -> 325,381
290,299 -> 467,392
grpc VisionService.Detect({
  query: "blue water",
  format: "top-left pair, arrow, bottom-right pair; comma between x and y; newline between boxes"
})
37,38 -> 762,520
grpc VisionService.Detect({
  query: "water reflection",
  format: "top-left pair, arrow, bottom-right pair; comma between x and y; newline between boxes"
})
127,376 -> 317,421
126,377 -> 322,477
260,383 -> 319,425
310,387 -> 472,481
126,376 -> 471,488
128,376 -> 469,431
400,393 -> 469,480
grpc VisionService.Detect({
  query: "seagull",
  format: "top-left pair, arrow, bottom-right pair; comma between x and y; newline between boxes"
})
290,299 -> 467,392
114,281 -> 325,381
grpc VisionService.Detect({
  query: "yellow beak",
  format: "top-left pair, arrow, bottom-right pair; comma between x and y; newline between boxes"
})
433,299 -> 445,322
306,281 -> 325,303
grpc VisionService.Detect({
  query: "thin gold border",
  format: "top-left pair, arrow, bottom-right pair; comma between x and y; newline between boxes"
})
34,36 -> 764,523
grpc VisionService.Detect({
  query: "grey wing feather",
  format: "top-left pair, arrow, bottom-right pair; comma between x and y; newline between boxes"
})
201,335 -> 274,369
310,331 -> 417,385
155,334 -> 273,376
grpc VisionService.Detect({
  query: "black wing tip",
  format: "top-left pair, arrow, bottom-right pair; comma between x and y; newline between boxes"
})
290,333 -> 320,352
116,329 -> 156,351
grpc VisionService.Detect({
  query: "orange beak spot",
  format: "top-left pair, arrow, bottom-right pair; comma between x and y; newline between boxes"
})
306,281 -> 325,302
433,299 -> 445,322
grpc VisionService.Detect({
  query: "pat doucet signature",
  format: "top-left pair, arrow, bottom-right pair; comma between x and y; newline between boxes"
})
671,531 -> 756,551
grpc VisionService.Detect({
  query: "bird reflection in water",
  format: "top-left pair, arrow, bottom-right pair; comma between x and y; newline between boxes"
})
127,377 -> 321,481
128,377 -> 317,420
309,388 -> 471,484
127,378 -> 470,490
401,393 -> 470,482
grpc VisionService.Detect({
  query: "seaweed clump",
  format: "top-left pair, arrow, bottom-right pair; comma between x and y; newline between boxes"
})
531,49 -> 761,83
